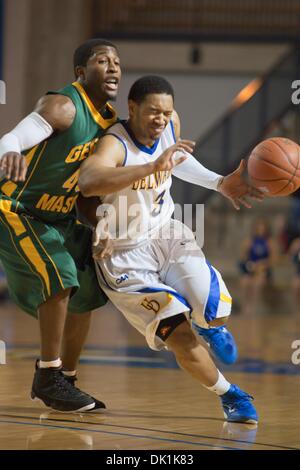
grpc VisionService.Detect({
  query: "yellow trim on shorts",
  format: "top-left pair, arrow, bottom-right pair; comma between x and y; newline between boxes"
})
0,199 -> 26,236
25,217 -> 65,291
16,142 -> 47,202
1,181 -> 17,197
19,236 -> 51,296
0,213 -> 47,301
24,145 -> 39,167
72,82 -> 117,128
220,293 -> 232,304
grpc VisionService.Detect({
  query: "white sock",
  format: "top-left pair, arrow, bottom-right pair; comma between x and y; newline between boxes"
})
39,358 -> 62,369
62,370 -> 77,377
206,371 -> 231,396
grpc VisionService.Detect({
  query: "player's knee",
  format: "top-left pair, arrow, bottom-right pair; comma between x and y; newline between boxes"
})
165,322 -> 199,358
44,288 -> 72,304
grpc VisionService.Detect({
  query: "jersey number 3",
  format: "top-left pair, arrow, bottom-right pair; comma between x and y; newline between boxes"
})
152,190 -> 166,216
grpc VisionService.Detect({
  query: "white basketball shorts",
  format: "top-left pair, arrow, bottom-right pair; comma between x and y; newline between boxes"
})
95,220 -> 232,350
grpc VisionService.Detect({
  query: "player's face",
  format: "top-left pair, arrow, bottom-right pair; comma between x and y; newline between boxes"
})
130,94 -> 174,144
79,46 -> 121,101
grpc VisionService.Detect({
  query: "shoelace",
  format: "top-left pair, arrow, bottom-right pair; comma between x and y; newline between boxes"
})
63,374 -> 77,386
52,371 -> 83,396
223,391 -> 254,406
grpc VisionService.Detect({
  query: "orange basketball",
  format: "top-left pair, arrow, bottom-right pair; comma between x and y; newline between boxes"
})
247,137 -> 300,196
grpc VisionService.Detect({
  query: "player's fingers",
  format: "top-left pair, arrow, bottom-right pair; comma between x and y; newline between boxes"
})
5,155 -> 15,180
248,187 -> 265,200
100,247 -> 112,259
92,246 -> 103,260
177,139 -> 195,147
92,252 -> 101,261
11,154 -> 21,181
99,239 -> 110,258
19,156 -> 28,181
175,141 -> 194,153
249,193 -> 264,201
238,196 -> 252,209
230,198 -> 240,210
92,230 -> 100,246
99,245 -> 113,259
0,154 -> 7,171
173,156 -> 187,166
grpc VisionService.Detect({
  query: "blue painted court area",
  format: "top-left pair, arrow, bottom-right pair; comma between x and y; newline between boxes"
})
7,343 -> 300,375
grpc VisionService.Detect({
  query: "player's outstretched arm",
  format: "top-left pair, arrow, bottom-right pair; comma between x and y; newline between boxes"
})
171,110 -> 223,189
0,95 -> 75,182
171,110 -> 264,209
78,135 -> 193,197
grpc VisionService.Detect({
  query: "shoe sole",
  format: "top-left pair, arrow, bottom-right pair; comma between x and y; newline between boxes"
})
224,412 -> 258,424
84,406 -> 106,413
31,394 -> 96,413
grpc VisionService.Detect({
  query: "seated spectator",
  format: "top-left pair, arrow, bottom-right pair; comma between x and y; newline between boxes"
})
238,218 -> 277,312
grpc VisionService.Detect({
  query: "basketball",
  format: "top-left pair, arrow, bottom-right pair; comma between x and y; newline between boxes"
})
247,137 -> 300,196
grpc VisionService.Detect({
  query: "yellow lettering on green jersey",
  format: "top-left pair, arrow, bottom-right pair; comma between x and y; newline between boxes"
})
35,194 -> 78,214
65,138 -> 99,164
79,142 -> 92,161
62,169 -> 80,193
36,194 -> 58,211
62,195 -> 78,214
65,145 -> 83,163
50,196 -> 65,212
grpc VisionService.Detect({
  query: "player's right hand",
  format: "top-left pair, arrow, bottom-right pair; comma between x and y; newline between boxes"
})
0,152 -> 28,182
153,140 -> 195,172
218,160 -> 265,210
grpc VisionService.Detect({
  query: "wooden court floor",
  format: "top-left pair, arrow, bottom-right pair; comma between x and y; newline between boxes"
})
0,297 -> 300,450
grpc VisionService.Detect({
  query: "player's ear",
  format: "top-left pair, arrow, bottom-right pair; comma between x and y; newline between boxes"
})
128,100 -> 136,119
75,65 -> 85,81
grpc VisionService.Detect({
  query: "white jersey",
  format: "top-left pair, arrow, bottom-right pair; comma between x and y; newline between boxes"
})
98,120 -> 177,249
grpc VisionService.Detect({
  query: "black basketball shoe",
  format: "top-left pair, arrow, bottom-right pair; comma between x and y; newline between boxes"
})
63,374 -> 106,410
31,364 -> 95,412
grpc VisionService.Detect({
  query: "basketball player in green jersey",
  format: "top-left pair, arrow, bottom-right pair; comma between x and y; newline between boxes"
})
0,39 -> 121,412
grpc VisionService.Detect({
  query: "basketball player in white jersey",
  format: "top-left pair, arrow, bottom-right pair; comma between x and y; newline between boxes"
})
79,76 -> 259,423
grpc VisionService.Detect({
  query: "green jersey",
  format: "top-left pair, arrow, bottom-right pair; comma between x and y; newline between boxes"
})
0,82 -> 117,223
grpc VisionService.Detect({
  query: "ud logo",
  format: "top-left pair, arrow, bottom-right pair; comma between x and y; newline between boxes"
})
141,298 -> 160,313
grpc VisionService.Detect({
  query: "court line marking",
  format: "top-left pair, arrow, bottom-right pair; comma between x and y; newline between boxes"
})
5,343 -> 300,376
0,418 -> 239,450
0,413 -> 297,450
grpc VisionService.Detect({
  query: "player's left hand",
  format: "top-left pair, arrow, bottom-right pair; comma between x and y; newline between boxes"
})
92,218 -> 114,260
217,160 -> 265,210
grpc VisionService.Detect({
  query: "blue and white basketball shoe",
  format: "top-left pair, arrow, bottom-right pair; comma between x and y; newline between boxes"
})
192,323 -> 238,365
220,384 -> 258,424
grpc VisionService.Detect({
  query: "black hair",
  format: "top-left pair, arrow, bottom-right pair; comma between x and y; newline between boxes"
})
128,75 -> 174,103
73,38 -> 118,71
